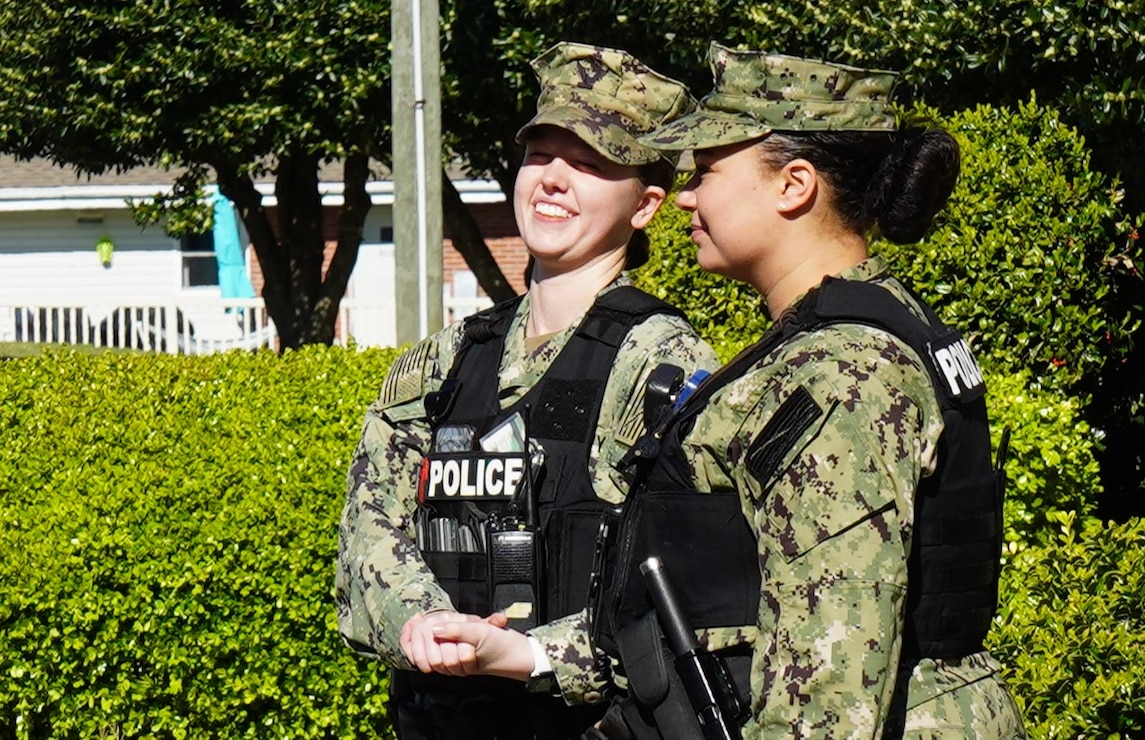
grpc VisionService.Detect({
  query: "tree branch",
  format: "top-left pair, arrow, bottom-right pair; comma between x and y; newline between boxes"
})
442,172 -> 517,302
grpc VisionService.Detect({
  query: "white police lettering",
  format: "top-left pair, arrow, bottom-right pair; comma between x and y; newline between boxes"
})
423,455 -> 524,499
933,338 -> 983,396
484,458 -> 504,495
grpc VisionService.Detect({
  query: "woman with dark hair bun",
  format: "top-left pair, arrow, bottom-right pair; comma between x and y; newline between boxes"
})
580,43 -> 1028,738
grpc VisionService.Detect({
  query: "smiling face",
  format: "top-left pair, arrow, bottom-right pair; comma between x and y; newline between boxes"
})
513,126 -> 663,274
674,139 -> 783,286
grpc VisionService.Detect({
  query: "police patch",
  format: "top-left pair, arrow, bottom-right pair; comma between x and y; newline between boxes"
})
418,452 -> 528,502
926,332 -> 986,402
378,338 -> 433,408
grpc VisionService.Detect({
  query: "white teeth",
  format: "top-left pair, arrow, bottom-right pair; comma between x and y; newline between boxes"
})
535,202 -> 572,218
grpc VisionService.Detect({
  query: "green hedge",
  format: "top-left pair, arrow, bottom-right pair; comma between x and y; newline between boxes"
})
0,347 -> 399,738
3,347 -> 1141,738
989,514 -> 1145,738
987,372 -> 1102,551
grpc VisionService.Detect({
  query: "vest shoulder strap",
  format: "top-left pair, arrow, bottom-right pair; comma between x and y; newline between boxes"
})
577,286 -> 686,348
811,278 -> 986,408
458,295 -> 524,349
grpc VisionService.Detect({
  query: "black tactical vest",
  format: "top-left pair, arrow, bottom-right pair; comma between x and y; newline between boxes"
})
419,286 -> 684,624
395,288 -> 686,738
597,277 -> 1004,663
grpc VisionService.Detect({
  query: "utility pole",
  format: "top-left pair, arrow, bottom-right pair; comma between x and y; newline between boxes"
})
392,0 -> 443,344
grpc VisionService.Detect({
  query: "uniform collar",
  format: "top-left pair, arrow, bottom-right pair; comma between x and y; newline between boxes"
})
836,255 -> 887,283
777,255 -> 886,321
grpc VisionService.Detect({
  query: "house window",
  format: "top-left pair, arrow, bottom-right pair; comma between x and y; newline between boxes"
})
181,232 -> 218,287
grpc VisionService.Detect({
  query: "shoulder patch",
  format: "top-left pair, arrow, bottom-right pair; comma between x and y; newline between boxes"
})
378,338 -> 434,409
615,381 -> 648,447
746,386 -> 824,488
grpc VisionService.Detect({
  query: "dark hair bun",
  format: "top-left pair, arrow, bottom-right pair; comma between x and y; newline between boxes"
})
872,125 -> 961,244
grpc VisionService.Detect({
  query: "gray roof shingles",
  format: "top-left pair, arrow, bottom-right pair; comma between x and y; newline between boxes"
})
0,155 -> 186,188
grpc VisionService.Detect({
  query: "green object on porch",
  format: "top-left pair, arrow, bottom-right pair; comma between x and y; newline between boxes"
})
96,235 -> 114,267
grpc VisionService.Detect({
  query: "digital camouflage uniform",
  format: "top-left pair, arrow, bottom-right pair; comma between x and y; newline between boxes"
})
610,44 -> 1024,737
675,258 -> 1024,738
336,42 -> 716,712
337,280 -> 717,703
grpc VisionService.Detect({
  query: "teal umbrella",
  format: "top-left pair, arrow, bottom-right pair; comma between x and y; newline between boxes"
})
212,193 -> 256,299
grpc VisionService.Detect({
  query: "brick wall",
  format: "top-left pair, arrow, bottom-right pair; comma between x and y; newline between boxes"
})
444,203 -> 528,295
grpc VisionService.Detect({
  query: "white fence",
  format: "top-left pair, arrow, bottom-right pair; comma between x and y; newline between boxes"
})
0,294 -> 493,354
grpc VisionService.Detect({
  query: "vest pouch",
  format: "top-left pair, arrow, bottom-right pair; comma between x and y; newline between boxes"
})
543,502 -> 616,620
421,550 -> 492,616
609,491 -> 760,638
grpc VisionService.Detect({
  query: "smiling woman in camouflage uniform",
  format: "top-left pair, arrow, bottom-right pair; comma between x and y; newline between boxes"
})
435,43 -> 1027,739
335,42 -> 718,739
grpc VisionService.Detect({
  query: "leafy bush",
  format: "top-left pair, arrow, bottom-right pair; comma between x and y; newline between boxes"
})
0,346 -> 399,738
0,341 -> 1137,738
988,513 -> 1145,739
985,372 -> 1102,551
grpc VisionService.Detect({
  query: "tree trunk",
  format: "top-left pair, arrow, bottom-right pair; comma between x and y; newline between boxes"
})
221,158 -> 515,348
214,164 -> 301,348
441,173 -> 517,302
316,154 -> 373,342
216,155 -> 358,350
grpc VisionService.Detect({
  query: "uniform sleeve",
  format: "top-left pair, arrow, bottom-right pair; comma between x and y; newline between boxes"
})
730,335 -> 934,737
535,313 -> 720,703
593,313 -> 721,503
335,331 -> 461,669
527,609 -> 610,704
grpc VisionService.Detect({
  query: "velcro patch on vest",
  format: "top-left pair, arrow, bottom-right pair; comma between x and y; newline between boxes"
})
746,386 -> 823,488
417,452 -> 528,502
378,338 -> 433,409
925,333 -> 986,403
531,378 -> 603,442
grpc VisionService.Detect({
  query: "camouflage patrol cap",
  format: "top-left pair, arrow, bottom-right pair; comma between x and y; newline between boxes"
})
516,42 -> 696,166
641,42 -> 899,151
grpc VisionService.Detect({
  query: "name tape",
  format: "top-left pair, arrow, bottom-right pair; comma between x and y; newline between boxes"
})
419,452 -> 526,502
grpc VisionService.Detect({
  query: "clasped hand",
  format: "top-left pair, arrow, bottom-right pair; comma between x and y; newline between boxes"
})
400,609 -> 536,681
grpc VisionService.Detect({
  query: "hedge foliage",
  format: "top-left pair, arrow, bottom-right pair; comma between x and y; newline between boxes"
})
989,513 -> 1145,739
2,347 -> 1140,738
986,372 -> 1102,552
0,347 -> 399,738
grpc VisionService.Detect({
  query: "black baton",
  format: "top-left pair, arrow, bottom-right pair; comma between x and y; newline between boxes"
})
641,557 -> 741,740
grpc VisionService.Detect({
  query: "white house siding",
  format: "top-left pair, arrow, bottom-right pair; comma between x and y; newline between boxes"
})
345,242 -> 397,347
0,210 -> 179,314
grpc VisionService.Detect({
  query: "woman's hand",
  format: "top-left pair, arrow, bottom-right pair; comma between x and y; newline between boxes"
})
429,614 -> 537,682
399,610 -> 517,677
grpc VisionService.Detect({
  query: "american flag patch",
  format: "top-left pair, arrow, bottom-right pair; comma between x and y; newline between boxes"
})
615,384 -> 647,446
378,339 -> 433,408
